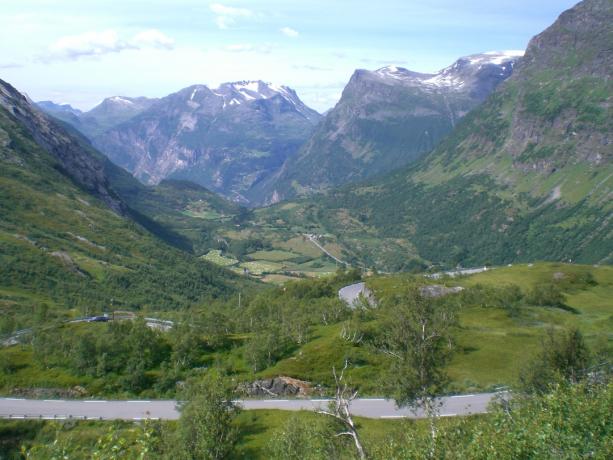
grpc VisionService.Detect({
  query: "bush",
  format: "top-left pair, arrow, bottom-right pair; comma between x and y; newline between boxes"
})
520,328 -> 591,394
526,283 -> 566,308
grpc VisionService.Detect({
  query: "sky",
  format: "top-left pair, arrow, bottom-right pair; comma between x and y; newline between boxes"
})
0,0 -> 579,112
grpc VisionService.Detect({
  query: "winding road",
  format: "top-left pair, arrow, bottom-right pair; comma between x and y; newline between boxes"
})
304,234 -> 348,266
0,393 -> 504,420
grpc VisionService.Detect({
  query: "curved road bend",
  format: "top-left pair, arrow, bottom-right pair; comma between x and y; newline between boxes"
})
0,393 -> 504,421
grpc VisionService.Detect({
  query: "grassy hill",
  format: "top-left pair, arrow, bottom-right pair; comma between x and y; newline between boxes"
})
3,262 -> 608,397
0,94 -> 251,334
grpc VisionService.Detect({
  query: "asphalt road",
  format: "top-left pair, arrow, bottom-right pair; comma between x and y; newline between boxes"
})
338,282 -> 366,305
0,393 -> 503,421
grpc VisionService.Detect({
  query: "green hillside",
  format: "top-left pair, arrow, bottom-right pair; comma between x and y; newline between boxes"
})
0,101 -> 248,333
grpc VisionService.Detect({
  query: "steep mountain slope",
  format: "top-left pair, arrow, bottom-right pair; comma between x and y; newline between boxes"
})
91,81 -> 322,204
2,83 -> 126,215
0,79 -> 248,329
255,51 -> 523,204
256,0 -> 612,270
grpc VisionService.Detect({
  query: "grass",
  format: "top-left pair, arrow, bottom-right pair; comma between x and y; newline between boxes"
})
200,249 -> 239,267
234,409 -> 406,459
0,348 -> 90,392
247,250 -> 299,262
260,274 -> 302,284
0,411 -> 406,459
1,409 -> 486,459
239,261 -> 284,276
258,324 -> 386,394
1,262 -> 610,399
368,262 -> 613,391
277,236 -> 326,258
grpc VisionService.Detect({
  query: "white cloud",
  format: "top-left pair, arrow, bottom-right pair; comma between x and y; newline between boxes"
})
47,30 -> 133,61
280,26 -> 299,38
132,29 -> 175,50
210,3 -> 252,29
42,29 -> 175,62
209,3 -> 252,16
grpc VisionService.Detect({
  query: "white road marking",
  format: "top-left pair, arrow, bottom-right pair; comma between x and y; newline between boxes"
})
451,394 -> 475,398
0,393 -> 498,420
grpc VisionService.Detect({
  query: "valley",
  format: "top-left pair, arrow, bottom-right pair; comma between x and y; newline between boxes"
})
0,0 -> 611,458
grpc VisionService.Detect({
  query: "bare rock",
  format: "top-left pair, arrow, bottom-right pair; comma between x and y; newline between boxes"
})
239,376 -> 321,398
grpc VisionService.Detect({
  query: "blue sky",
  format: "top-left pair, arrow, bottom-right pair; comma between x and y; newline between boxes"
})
0,0 -> 578,112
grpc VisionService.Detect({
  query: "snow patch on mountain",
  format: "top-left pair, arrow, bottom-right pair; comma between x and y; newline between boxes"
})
108,96 -> 135,105
373,50 -> 524,91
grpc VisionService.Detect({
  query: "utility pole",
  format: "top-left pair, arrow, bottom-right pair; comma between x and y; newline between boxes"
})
238,292 -> 241,309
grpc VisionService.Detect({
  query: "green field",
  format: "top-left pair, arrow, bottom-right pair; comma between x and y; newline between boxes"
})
201,249 -> 239,267
247,250 -> 299,262
368,263 -> 613,391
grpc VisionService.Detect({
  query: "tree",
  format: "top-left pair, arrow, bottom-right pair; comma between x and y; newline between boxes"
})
379,287 -> 456,404
244,325 -> 292,372
268,412 -> 340,460
176,371 -> 240,460
377,286 -> 457,452
316,361 -> 366,460
520,327 -> 591,394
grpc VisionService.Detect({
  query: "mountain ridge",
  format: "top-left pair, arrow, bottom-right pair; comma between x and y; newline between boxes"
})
253,50 -> 524,204
78,80 -> 322,204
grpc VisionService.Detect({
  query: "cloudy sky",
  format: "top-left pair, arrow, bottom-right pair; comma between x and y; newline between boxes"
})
1,0 -> 578,112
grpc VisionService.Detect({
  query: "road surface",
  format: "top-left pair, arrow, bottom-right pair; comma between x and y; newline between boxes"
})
426,267 -> 490,280
338,282 -> 376,307
0,393 -> 504,421
1,317 -> 174,347
304,234 -> 348,266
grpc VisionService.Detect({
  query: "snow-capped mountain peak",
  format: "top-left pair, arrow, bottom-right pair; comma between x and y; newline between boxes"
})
107,96 -> 135,105
374,65 -> 434,81
370,50 -> 524,92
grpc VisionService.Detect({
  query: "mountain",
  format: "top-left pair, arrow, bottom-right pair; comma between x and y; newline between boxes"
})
254,50 -> 523,204
80,96 -> 158,137
35,100 -> 83,126
89,81 -> 322,204
257,0 -> 612,270
38,96 -> 157,139
0,78 -> 248,327
4,84 -> 126,215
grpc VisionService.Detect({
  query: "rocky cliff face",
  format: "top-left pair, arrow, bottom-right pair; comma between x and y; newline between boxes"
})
90,81 -> 322,204
254,51 -> 523,204
1,79 -> 126,214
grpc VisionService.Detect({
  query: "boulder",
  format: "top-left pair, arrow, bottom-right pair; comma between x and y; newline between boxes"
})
240,376 -> 320,398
